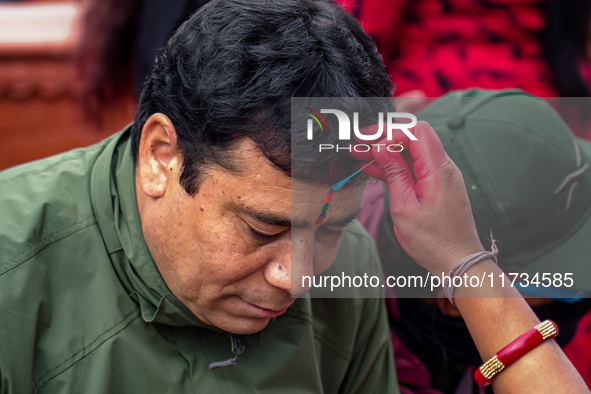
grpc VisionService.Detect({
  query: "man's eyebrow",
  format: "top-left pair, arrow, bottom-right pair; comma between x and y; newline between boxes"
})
243,207 -> 361,229
243,208 -> 291,227
292,207 -> 362,229
322,207 -> 362,227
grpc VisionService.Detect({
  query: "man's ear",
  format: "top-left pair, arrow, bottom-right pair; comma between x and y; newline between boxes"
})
137,113 -> 181,198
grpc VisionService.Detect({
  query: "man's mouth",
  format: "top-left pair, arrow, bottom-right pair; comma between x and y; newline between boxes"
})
241,299 -> 293,318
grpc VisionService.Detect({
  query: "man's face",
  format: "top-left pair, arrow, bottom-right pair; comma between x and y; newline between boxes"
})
136,119 -> 364,334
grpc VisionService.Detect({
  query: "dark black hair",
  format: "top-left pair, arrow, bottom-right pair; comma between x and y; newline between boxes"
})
131,0 -> 392,195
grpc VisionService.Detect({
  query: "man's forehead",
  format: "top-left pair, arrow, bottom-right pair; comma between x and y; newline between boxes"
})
236,179 -> 364,227
290,178 -> 365,200
241,198 -> 362,229
290,181 -> 365,227
221,138 -> 366,226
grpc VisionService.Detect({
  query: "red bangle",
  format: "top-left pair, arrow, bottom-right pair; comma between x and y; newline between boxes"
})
474,320 -> 559,387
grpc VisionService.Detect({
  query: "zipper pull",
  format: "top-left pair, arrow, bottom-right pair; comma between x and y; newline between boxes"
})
208,335 -> 245,370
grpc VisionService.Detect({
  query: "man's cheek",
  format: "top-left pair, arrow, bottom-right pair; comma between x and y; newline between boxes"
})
312,237 -> 344,276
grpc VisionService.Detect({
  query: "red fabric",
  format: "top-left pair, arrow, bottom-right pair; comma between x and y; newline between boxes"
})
387,299 -> 444,394
564,312 -> 591,388
338,0 -> 558,97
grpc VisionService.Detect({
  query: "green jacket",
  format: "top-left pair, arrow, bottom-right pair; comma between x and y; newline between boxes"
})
0,128 -> 398,393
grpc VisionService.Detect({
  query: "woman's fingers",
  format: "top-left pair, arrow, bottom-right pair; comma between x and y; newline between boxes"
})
373,141 -> 419,214
360,161 -> 383,180
355,120 -> 485,272
408,121 -> 449,181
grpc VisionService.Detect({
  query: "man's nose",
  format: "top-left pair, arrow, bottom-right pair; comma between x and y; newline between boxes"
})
264,234 -> 314,297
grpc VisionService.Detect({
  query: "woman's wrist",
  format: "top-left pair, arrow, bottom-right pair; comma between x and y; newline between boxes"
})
451,260 -> 520,301
417,233 -> 487,277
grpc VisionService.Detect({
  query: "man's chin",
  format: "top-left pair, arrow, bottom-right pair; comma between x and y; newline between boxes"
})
214,302 -> 293,334
194,296 -> 296,334
217,315 -> 274,335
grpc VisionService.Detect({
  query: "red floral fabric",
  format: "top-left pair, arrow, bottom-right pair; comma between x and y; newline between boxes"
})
339,0 -> 557,97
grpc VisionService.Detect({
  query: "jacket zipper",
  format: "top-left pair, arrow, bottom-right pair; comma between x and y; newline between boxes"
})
208,334 -> 245,370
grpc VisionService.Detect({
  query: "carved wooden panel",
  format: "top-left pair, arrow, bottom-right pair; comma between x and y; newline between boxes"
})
0,1 -> 136,170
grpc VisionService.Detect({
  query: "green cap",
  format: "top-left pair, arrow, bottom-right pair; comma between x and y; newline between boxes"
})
381,89 -> 591,295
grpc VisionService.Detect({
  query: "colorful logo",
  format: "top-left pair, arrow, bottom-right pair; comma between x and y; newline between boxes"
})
303,107 -> 329,133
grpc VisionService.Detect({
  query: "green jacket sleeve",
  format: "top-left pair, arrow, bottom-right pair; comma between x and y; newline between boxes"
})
331,222 -> 400,394
338,296 -> 399,394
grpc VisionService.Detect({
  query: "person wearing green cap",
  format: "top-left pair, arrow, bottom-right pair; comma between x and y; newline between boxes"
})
356,88 -> 591,393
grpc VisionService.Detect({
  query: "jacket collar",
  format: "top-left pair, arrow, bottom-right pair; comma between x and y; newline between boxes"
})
90,127 -> 217,329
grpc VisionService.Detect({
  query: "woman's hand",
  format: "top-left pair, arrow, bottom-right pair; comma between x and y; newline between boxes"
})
352,120 -> 485,274
352,120 -> 590,394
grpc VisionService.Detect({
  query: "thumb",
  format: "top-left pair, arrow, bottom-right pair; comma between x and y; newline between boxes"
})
373,145 -> 418,214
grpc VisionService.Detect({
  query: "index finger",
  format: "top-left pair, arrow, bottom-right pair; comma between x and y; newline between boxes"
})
408,121 -> 448,181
